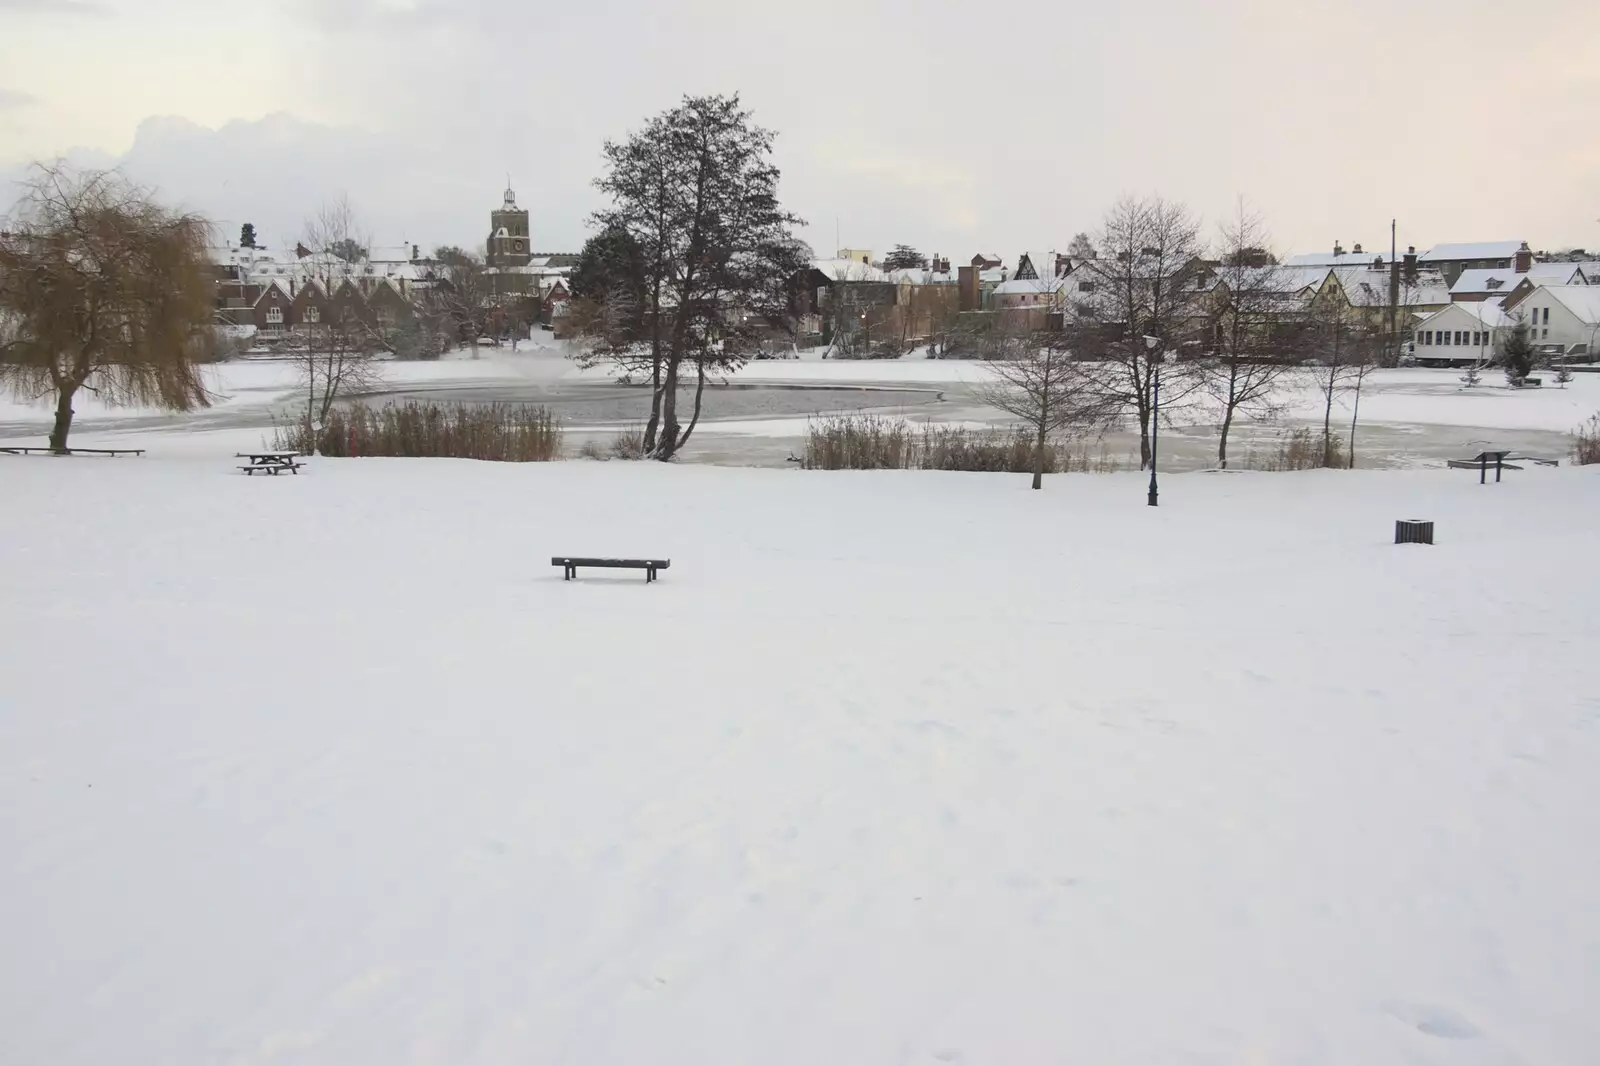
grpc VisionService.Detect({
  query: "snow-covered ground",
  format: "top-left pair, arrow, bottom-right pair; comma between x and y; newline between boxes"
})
2,455 -> 1598,1064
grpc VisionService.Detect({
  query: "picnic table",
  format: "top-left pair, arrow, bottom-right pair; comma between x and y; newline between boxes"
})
237,452 -> 305,475
1446,450 -> 1557,484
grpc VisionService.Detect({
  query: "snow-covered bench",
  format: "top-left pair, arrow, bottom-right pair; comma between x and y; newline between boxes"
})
552,557 -> 670,583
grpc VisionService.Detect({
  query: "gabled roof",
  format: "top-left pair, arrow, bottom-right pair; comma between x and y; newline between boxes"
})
1536,285 -> 1600,326
1420,298 -> 1512,328
253,278 -> 294,305
1525,262 -> 1587,284
1420,241 -> 1524,263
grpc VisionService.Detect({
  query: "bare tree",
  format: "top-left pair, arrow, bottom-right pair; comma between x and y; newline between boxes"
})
976,327 -> 1114,489
1066,232 -> 1096,260
1075,195 -> 1206,468
424,245 -> 490,357
296,197 -> 385,452
1201,200 -> 1302,468
1307,296 -> 1378,468
0,163 -> 215,452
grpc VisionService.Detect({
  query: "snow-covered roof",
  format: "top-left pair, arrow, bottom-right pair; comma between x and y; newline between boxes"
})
1537,285 -> 1600,326
993,276 -> 1066,296
978,267 -> 1007,284
1419,241 -> 1524,263
1420,298 -> 1511,328
812,258 -> 887,282
1282,249 -> 1383,269
1525,262 -> 1587,285
1448,268 -> 1523,296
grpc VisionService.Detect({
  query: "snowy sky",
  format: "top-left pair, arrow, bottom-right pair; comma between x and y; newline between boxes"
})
3,0 -> 1598,259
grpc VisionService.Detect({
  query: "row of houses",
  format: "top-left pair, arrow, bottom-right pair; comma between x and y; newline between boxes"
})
806,239 -> 1600,364
211,187 -> 575,341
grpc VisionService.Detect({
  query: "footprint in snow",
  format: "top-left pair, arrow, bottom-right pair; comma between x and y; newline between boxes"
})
1383,1001 -> 1480,1040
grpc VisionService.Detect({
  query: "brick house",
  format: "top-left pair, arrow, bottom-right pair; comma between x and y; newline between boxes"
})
251,280 -> 295,336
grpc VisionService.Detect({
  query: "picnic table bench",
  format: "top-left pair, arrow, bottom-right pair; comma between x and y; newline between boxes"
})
237,451 -> 305,475
0,445 -> 145,456
552,557 -> 670,583
1446,450 -> 1557,483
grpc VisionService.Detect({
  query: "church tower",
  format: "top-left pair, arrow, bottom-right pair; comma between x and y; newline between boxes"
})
486,185 -> 532,269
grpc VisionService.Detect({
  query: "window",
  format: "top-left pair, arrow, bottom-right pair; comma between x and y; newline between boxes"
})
265,306 -> 283,324
1543,328 -> 1549,339
1422,331 -> 1431,345
1543,307 -> 1550,324
1078,281 -> 1095,293
303,305 -> 320,324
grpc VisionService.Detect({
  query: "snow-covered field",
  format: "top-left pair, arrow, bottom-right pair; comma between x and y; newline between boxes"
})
3,455 -> 1598,1064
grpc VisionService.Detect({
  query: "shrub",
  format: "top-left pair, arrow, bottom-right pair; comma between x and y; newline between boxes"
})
272,401 -> 562,461
802,413 -> 916,469
577,439 -> 608,461
799,413 -> 1122,473
1573,414 -> 1600,466
610,425 -> 647,460
1242,426 -> 1344,471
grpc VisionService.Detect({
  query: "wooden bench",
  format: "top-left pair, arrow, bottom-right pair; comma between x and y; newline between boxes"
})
552,557 -> 670,583
0,445 -> 145,456
238,462 -> 306,475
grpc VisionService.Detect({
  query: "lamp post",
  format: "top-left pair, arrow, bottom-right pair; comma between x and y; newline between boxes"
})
1143,334 -> 1161,507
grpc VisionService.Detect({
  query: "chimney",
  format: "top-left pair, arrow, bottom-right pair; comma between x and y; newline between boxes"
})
1352,243 -> 1363,255
1334,240 -> 1345,257
1514,241 -> 1532,274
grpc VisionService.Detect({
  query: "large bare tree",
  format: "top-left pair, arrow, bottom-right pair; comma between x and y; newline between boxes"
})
1201,201 -> 1303,468
975,328 -> 1115,489
1074,195 -> 1205,469
0,163 -> 215,452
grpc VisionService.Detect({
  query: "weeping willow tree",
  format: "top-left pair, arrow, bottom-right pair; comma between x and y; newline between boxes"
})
0,163 -> 216,452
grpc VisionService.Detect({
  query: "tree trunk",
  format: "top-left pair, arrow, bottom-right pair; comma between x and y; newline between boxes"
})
1136,406 -> 1151,470
1217,406 -> 1234,470
1322,378 -> 1336,469
655,358 -> 681,460
307,350 -> 319,456
1032,424 -> 1046,490
678,358 -> 710,451
48,385 -> 77,454
1347,375 -> 1363,470
643,285 -> 664,452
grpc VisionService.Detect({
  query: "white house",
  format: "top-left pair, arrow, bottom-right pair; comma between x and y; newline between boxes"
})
1515,285 -> 1600,357
1412,300 -> 1511,367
